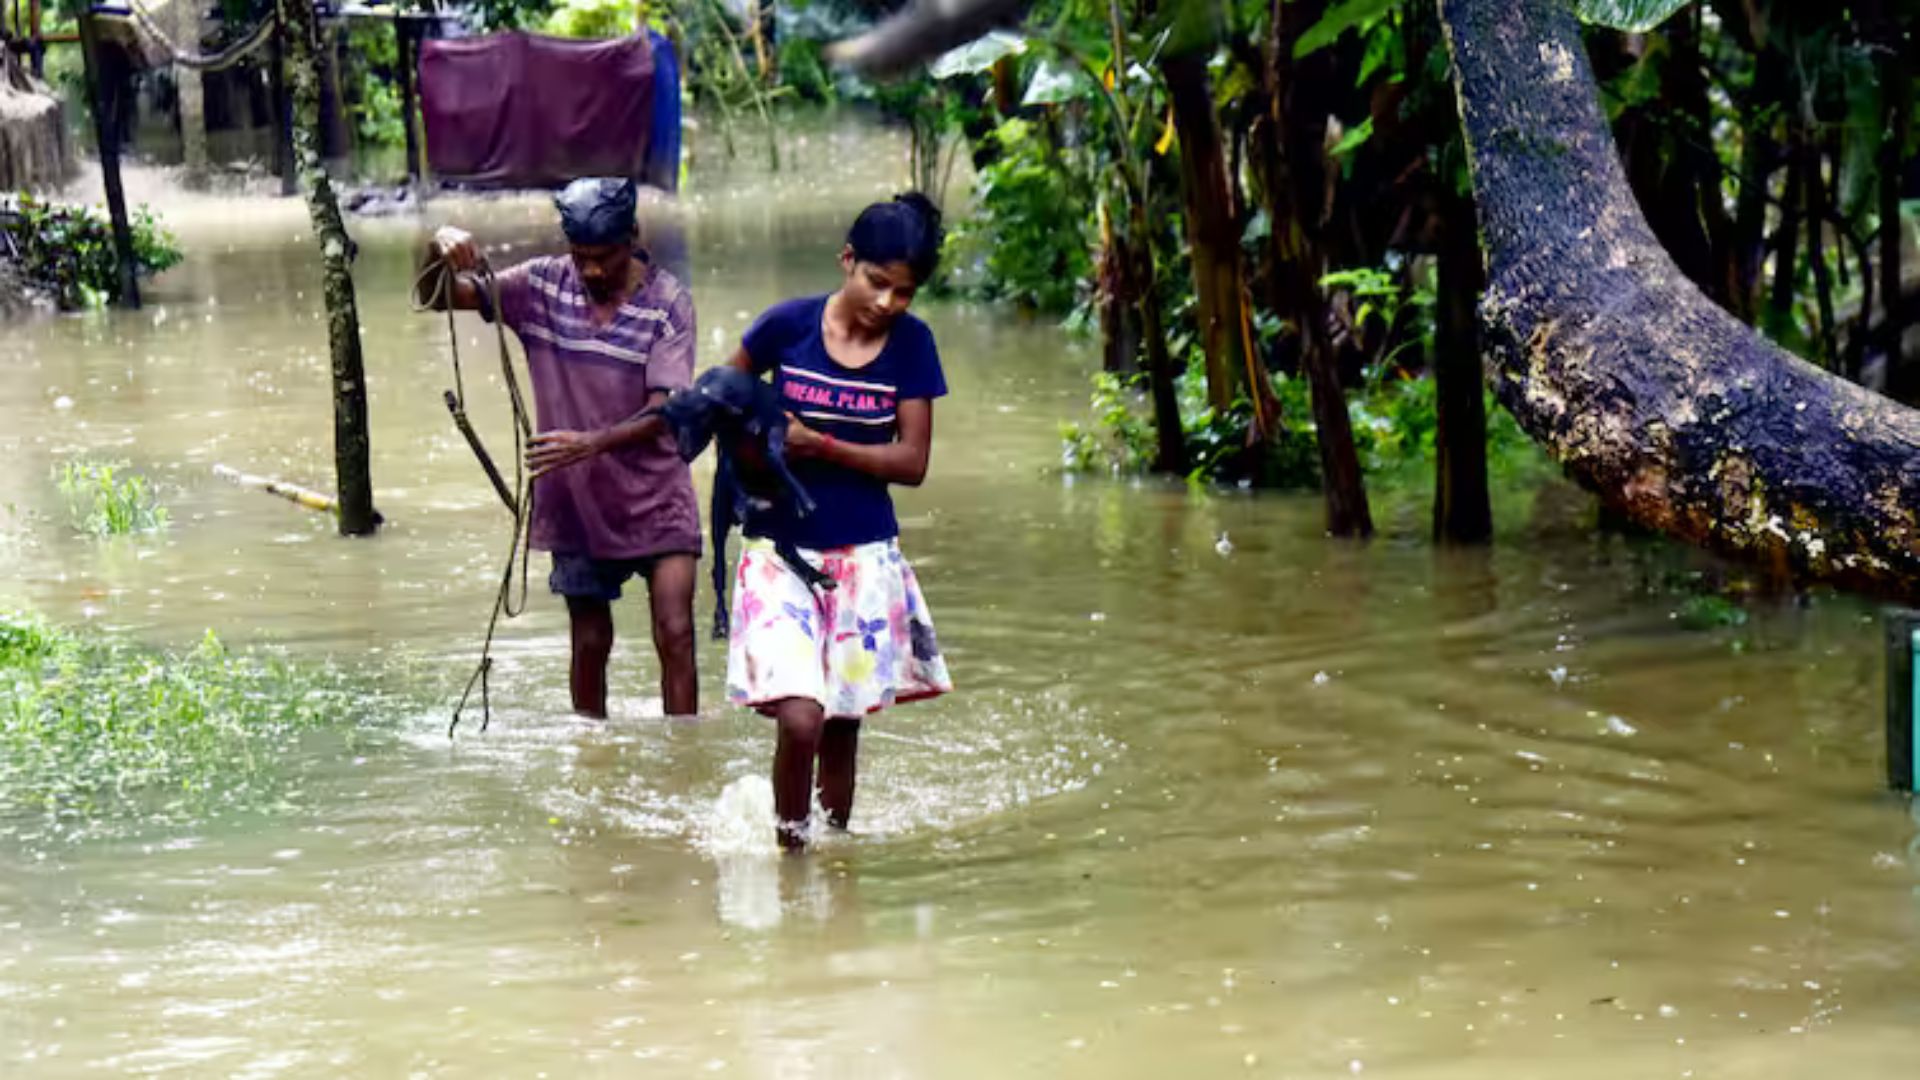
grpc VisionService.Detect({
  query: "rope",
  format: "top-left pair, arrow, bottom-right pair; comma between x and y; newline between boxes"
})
120,0 -> 276,73
413,256 -> 536,736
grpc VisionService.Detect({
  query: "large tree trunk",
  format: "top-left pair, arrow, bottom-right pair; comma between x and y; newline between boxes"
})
1439,0 -> 1920,597
277,0 -> 377,536
1266,0 -> 1371,537
76,16 -> 140,310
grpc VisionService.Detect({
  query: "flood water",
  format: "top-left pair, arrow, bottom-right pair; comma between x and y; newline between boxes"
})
3,121 -> 1919,1077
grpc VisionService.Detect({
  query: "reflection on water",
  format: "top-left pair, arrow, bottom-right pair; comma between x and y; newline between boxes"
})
3,120 -> 1920,1076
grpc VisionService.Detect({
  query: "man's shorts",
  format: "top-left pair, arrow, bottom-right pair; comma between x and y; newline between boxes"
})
549,552 -> 693,602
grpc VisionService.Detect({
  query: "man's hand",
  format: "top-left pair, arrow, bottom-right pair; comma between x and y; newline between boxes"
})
432,226 -> 482,273
783,413 -> 827,458
528,429 -> 607,478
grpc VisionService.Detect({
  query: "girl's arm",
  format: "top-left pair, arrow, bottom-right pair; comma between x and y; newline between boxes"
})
785,399 -> 933,487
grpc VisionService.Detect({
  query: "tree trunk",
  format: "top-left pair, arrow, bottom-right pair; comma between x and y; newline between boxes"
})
172,0 -> 207,181
1438,0 -> 1920,598
77,15 -> 139,310
1727,40 -> 1785,325
1130,198 -> 1190,475
316,21 -> 350,170
1161,51 -> 1264,427
1433,193 -> 1492,544
396,19 -> 421,186
269,14 -> 295,196
277,0 -> 377,537
1266,0 -> 1371,537
1098,204 -> 1140,375
28,0 -> 44,78
1881,32 -> 1916,402
1764,121 -> 1806,342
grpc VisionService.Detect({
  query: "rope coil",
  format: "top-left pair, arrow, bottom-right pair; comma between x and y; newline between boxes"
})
413,255 -> 536,736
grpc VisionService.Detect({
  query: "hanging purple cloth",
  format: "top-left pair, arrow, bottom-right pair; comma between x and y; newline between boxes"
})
419,31 -> 656,190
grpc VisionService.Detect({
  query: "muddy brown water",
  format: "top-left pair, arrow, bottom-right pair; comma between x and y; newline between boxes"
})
2,123 -> 1918,1077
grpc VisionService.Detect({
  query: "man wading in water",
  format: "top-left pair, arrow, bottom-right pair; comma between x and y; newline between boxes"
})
422,177 -> 701,719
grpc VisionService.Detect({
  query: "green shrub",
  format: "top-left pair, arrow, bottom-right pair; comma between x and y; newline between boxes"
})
55,460 -> 168,537
0,612 -> 386,821
1,194 -> 182,309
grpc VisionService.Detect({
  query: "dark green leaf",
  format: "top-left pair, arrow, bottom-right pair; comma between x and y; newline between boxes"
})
1295,0 -> 1400,60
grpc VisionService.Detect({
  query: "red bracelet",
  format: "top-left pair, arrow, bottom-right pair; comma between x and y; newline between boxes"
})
817,432 -> 837,455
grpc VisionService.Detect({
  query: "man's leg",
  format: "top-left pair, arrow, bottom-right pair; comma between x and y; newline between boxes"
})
818,717 -> 861,830
566,597 -> 615,719
772,697 -> 825,851
646,554 -> 699,717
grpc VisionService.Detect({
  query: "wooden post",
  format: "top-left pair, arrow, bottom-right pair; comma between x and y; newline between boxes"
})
173,0 -> 208,180
1433,193 -> 1493,544
276,0 -> 378,536
27,0 -> 43,78
77,12 -> 140,310
269,12 -> 295,195
396,18 -> 420,185
1885,611 -> 1918,793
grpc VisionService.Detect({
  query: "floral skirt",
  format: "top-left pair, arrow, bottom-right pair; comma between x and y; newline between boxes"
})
725,537 -> 952,719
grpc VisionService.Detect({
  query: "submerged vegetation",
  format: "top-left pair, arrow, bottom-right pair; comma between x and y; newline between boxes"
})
0,612 -> 393,823
55,459 -> 169,537
0,194 -> 182,310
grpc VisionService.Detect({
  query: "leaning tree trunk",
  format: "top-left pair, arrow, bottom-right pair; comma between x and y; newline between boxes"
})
277,0 -> 377,536
1439,0 -> 1920,596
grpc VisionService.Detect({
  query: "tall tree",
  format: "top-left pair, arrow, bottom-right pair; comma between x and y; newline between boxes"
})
1260,0 -> 1371,537
276,0 -> 377,536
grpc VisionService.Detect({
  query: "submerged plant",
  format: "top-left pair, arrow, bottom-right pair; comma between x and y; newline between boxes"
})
0,611 -> 391,823
55,459 -> 169,537
0,194 -> 182,310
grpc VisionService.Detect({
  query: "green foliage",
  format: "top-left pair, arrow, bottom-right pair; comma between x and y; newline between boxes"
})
55,460 -> 169,537
1675,593 -> 1749,631
945,118 -> 1093,311
0,195 -> 182,310
1295,0 -> 1401,59
469,0 -> 557,31
0,612 -> 387,822
543,0 -> 641,39
1060,352 -> 1540,494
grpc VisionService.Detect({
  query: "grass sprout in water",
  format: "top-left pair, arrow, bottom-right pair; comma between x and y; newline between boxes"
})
0,611 -> 394,825
55,459 -> 169,537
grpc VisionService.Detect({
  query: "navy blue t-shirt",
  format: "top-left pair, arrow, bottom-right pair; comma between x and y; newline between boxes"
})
741,295 -> 948,550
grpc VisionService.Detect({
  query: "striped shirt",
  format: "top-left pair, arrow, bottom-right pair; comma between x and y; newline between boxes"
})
495,255 -> 701,560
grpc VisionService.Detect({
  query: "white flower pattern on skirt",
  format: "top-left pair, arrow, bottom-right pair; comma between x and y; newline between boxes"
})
726,538 -> 952,719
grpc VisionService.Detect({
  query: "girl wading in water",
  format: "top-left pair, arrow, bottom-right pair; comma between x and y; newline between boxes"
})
725,193 -> 954,850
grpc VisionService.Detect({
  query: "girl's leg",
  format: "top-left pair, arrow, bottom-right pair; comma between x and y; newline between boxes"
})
818,717 -> 861,829
772,697 -> 826,850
